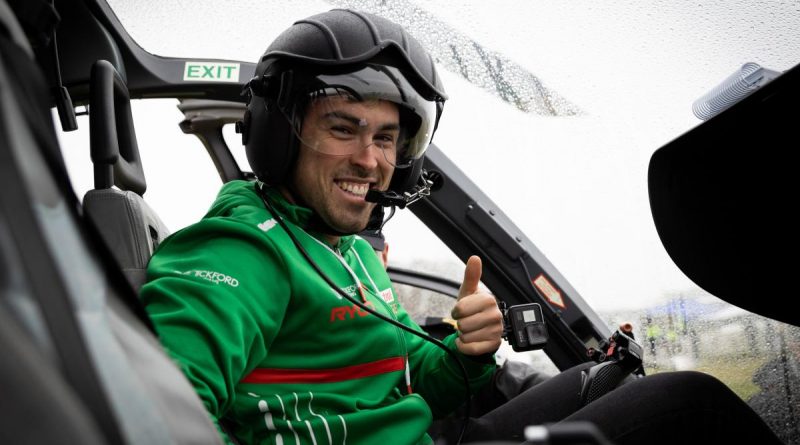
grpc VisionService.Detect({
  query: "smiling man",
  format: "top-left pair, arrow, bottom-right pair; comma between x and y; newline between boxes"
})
141,9 -> 501,445
141,8 -> 785,445
290,96 -> 399,237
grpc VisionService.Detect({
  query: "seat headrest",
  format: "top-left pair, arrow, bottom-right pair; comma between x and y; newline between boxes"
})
90,59 -> 146,195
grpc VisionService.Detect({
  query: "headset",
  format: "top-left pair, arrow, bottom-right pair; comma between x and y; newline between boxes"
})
235,9 -> 446,217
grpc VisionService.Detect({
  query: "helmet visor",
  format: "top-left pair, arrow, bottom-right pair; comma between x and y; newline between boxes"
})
286,64 -> 438,169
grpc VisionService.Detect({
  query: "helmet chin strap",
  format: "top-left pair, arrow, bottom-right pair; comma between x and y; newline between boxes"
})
364,205 -> 386,231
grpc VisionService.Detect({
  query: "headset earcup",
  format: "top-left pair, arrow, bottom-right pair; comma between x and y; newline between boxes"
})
244,95 -> 297,185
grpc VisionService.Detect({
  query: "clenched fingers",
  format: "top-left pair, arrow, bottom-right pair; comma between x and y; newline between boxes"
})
451,292 -> 503,356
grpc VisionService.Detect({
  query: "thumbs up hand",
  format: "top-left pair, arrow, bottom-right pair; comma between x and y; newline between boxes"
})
451,256 -> 503,356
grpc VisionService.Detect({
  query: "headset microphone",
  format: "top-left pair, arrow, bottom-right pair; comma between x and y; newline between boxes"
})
365,169 -> 441,208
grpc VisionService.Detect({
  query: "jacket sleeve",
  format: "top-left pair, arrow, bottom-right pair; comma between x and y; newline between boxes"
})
398,307 -> 496,419
140,218 -> 290,439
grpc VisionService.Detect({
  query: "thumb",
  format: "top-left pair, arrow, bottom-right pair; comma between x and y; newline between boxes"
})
458,256 -> 482,300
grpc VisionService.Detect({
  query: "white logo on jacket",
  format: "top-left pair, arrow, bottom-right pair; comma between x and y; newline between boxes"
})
340,284 -> 358,298
176,269 -> 240,287
380,288 -> 394,303
258,218 -> 277,232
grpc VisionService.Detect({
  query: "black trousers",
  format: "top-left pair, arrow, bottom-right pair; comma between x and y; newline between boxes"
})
441,363 -> 784,445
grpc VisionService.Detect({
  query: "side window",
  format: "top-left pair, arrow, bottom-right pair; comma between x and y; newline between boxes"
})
382,210 -> 466,285
622,300 -> 800,443
393,283 -> 454,327
57,99 -> 221,231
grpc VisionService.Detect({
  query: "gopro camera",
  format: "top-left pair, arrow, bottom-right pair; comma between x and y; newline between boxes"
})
501,302 -> 548,352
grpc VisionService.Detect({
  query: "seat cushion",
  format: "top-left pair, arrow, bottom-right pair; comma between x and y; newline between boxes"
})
83,188 -> 169,291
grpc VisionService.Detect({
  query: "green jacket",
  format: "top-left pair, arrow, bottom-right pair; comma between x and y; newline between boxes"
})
141,180 -> 494,445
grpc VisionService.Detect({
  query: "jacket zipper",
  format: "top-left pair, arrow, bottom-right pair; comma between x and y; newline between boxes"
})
306,234 -> 412,393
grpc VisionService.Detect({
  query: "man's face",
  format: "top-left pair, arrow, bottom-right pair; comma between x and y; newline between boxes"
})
289,96 -> 399,235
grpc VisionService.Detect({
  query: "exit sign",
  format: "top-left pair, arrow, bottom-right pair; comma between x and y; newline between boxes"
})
183,62 -> 240,82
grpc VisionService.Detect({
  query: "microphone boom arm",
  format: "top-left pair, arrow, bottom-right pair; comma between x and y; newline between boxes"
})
365,169 -> 436,209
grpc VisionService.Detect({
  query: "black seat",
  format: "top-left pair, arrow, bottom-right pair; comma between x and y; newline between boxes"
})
1,2 -> 222,443
82,59 -> 169,293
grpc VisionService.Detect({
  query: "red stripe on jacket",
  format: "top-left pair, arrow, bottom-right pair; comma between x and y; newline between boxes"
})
241,356 -> 405,384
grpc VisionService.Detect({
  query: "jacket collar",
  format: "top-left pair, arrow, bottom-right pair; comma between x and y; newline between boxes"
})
260,185 -> 356,253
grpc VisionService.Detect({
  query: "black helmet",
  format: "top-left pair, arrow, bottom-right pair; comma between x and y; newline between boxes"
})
240,8 -> 446,198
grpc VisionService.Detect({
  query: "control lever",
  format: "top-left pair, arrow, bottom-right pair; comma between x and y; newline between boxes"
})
579,324 -> 644,406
